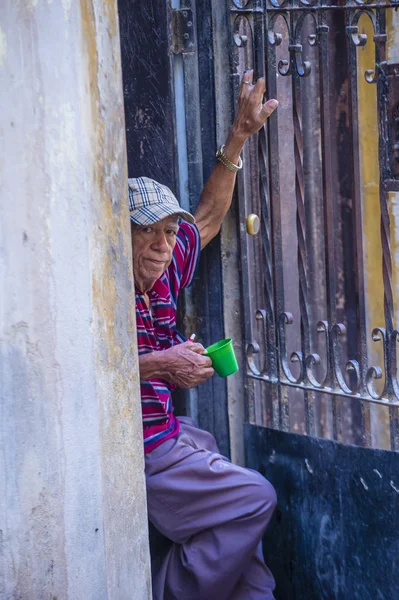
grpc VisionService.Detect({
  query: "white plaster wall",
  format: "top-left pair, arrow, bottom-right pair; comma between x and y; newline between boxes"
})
0,1 -> 151,598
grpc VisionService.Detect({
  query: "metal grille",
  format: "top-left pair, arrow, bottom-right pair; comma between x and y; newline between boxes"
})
230,0 -> 399,449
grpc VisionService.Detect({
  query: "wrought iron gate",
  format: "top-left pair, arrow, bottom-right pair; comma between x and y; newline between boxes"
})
229,0 -> 399,451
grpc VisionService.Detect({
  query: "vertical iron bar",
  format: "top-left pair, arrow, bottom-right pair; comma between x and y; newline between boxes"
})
230,8 -> 257,425
317,12 -> 344,442
347,18 -> 372,448
254,1 -> 280,428
264,6 -> 288,432
290,22 -> 315,436
375,8 -> 399,450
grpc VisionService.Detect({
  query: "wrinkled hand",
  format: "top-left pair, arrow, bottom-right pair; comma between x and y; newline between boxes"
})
162,341 -> 214,389
230,70 -> 278,142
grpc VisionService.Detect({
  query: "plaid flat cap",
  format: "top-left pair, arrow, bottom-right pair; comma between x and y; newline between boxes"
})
128,177 -> 195,225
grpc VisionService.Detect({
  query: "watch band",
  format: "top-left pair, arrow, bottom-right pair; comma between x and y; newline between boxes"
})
216,145 -> 243,173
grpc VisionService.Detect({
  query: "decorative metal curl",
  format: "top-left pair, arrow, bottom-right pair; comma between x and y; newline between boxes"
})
267,0 -> 290,10
268,30 -> 283,47
298,0 -> 318,7
365,69 -> 376,83
290,11 -> 317,77
290,44 -> 311,78
353,0 -> 377,6
308,34 -> 317,47
279,312 -> 304,383
389,330 -> 399,399
346,25 -> 368,47
278,58 -> 291,76
366,327 -> 387,399
363,328 -> 399,401
234,33 -> 248,47
232,0 -> 251,9
305,320 -> 330,388
346,10 -> 385,84
233,14 -> 253,47
247,341 -> 262,377
246,310 -> 269,377
332,323 -> 361,395
267,13 -> 291,76
305,353 -> 323,388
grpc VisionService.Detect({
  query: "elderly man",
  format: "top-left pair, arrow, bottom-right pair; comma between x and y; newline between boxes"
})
129,71 -> 278,600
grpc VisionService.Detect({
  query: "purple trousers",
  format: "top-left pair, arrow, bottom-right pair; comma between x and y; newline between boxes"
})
145,417 -> 277,600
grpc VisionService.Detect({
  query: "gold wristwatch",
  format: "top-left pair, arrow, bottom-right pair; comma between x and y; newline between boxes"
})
216,145 -> 243,173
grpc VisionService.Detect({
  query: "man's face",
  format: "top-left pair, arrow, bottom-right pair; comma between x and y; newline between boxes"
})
131,216 -> 179,291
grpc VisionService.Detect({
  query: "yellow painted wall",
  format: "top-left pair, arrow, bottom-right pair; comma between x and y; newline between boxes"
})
357,13 -> 390,449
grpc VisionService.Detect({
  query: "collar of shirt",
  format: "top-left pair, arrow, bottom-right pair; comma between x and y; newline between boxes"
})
135,274 -> 170,303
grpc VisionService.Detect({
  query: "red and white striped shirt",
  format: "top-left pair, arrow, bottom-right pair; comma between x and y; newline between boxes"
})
135,222 -> 201,453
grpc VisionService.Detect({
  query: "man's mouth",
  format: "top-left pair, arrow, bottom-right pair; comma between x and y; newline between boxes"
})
146,259 -> 165,266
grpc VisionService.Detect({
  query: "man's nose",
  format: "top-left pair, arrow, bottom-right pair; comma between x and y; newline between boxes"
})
152,233 -> 169,253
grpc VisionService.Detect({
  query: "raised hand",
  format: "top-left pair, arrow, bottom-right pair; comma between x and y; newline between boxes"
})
230,70 -> 278,142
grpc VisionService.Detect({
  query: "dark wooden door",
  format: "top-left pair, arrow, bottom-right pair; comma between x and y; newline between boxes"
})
118,0 -> 230,457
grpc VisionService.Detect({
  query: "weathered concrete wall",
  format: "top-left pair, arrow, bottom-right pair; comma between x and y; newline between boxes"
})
0,2 -> 151,599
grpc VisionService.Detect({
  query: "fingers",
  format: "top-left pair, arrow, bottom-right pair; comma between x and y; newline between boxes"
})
239,69 -> 253,99
240,73 -> 270,114
254,76 -> 266,97
200,367 -> 215,381
261,98 -> 279,119
186,341 -> 207,354
241,69 -> 253,88
203,367 -> 214,377
196,367 -> 214,384
186,342 -> 214,368
197,355 -> 213,368
183,342 -> 212,366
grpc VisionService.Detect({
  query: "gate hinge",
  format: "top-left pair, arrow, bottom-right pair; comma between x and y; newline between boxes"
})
171,8 -> 195,54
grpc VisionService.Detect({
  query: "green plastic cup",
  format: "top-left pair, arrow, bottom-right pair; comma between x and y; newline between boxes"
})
205,338 -> 239,378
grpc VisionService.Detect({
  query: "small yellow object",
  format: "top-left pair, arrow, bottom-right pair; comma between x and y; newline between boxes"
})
246,213 -> 260,236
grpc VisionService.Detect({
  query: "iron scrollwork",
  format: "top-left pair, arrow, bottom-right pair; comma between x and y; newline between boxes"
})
232,0 -> 399,441
267,11 -> 317,78
246,310 -> 399,407
346,8 -> 389,84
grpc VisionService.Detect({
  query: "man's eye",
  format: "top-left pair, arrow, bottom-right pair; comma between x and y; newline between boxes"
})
167,230 -> 177,236
142,227 -> 153,233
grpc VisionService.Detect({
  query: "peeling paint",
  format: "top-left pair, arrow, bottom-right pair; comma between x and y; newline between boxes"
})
305,459 -> 313,474
62,0 -> 72,19
360,477 -> 368,491
387,10 -> 399,64
390,480 -> 399,493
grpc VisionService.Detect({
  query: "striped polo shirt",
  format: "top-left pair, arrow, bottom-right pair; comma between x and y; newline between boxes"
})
136,222 -> 201,453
